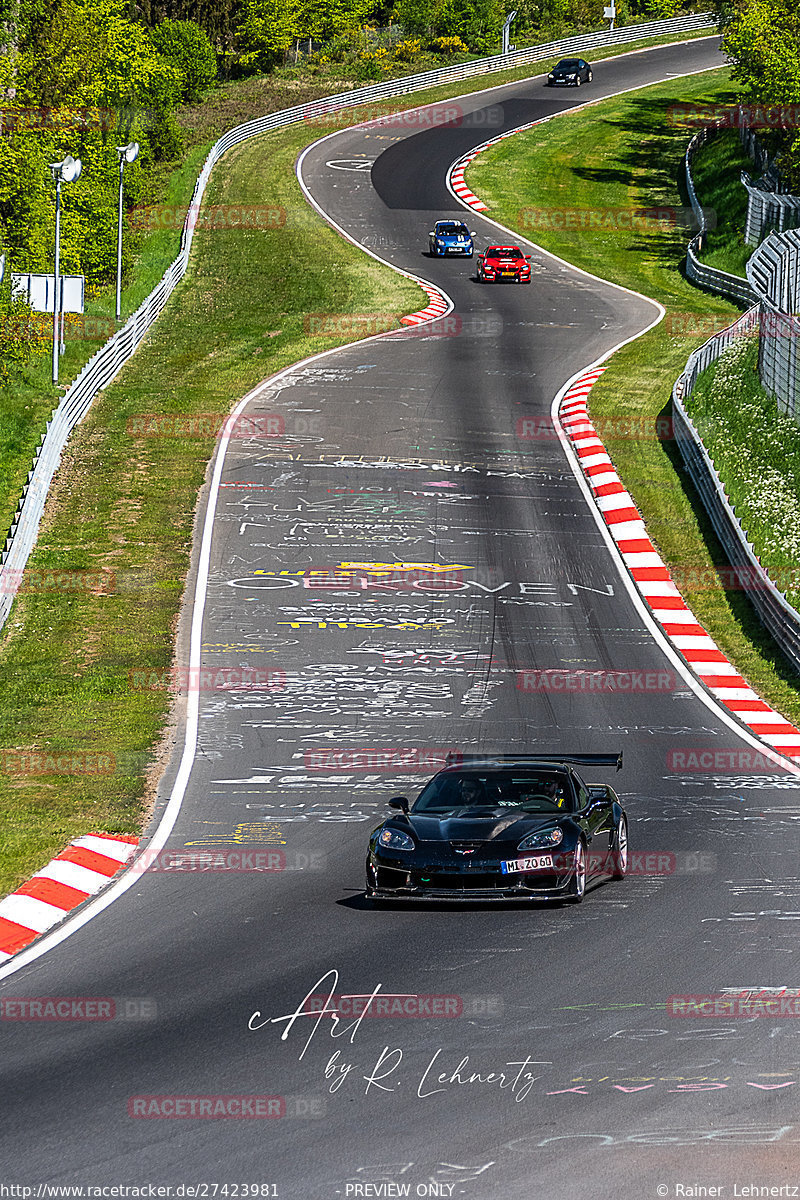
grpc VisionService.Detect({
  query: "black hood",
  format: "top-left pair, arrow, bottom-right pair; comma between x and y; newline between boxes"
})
399,811 -> 566,842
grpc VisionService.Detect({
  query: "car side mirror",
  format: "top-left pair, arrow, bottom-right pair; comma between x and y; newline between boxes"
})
588,786 -> 611,807
428,231 -> 435,237
389,796 -> 410,813
525,255 -> 532,261
470,231 -> 476,236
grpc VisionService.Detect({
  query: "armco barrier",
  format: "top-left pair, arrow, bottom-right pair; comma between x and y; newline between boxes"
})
684,126 -> 758,305
672,306 -> 800,675
0,12 -> 716,633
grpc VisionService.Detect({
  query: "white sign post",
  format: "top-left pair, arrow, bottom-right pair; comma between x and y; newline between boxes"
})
11,273 -> 85,314
12,272 -> 85,358
603,4 -> 616,28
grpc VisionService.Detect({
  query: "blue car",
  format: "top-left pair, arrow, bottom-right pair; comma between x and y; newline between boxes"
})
428,220 -> 475,257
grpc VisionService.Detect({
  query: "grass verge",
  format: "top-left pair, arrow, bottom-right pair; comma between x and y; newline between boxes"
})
685,338 -> 800,612
691,129 -> 754,277
466,68 -> 800,725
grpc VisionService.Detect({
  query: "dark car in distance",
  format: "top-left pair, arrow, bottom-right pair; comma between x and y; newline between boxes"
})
547,58 -> 592,86
366,753 -> 628,904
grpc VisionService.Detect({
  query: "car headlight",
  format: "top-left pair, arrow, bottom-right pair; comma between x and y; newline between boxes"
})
518,828 -> 564,851
379,827 -> 415,851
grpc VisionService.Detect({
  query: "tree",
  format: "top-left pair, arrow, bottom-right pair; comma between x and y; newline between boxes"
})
235,0 -> 298,70
393,0 -> 503,47
392,0 -> 441,37
295,0 -> 373,41
722,0 -> 800,188
150,18 -> 217,102
15,0 -> 183,112
722,0 -> 800,107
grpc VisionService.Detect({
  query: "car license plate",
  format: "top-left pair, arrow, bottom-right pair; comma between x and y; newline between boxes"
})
501,855 -> 554,874
501,269 -> 515,275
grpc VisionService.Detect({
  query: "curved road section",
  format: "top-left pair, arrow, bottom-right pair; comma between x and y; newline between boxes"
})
3,36 -> 800,1199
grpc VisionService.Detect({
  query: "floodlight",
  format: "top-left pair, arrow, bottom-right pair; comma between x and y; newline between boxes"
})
60,155 -> 82,182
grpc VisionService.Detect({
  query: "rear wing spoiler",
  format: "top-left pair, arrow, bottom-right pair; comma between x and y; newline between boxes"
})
446,752 -> 623,772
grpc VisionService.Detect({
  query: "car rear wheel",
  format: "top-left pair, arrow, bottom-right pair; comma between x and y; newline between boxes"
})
611,815 -> 628,880
566,840 -> 586,903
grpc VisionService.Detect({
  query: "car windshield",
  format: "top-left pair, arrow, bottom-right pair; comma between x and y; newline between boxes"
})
556,59 -> 580,69
413,770 -> 575,814
438,223 -> 468,234
489,247 -> 523,258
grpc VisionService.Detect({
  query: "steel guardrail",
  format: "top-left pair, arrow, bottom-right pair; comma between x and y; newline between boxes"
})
684,125 -> 758,305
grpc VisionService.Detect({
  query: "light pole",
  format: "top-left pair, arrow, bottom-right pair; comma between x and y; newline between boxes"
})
115,142 -> 139,322
50,154 -> 82,385
502,10 -> 517,54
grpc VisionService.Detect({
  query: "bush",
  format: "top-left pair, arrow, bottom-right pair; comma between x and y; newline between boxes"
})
150,20 -> 218,103
146,109 -> 183,162
393,37 -> 422,61
431,35 -> 469,53
0,282 -> 47,383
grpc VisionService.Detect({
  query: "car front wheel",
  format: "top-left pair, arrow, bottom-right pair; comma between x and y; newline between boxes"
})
575,77 -> 581,86
566,841 -> 586,903
611,815 -> 628,880
588,71 -> 593,81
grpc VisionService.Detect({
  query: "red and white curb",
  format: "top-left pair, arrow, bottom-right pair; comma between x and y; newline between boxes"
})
0,832 -> 139,963
400,281 -> 450,326
560,368 -> 800,764
448,118 -> 553,213
449,157 -> 489,212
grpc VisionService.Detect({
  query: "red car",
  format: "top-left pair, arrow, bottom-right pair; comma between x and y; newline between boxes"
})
477,245 -> 532,283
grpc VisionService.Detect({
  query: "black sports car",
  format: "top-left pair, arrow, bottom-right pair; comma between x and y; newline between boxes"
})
366,753 -> 627,904
546,58 -> 592,86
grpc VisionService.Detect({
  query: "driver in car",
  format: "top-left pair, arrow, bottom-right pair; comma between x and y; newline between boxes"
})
520,778 -> 567,807
458,777 -> 486,806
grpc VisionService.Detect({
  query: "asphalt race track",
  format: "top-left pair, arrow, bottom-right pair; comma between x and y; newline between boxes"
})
4,35 -> 800,1200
